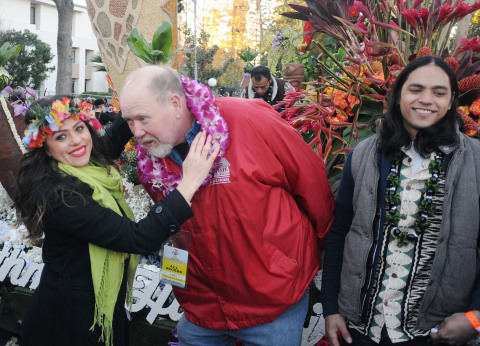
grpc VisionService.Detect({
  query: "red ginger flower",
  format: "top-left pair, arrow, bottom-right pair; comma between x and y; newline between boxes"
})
458,75 -> 480,92
352,1 -> 369,15
444,57 -> 459,73
402,9 -> 419,29
418,8 -> 429,27
302,21 -> 315,52
350,6 -> 360,18
417,46 -> 432,57
452,3 -> 475,20
438,3 -> 453,21
457,37 -> 480,54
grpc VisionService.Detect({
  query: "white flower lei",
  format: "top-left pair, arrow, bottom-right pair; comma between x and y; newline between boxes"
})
0,94 -> 27,155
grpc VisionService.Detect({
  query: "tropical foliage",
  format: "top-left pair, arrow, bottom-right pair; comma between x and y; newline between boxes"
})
237,47 -> 259,73
279,0 -> 480,189
0,29 -> 54,90
0,42 -> 22,90
127,20 -> 179,64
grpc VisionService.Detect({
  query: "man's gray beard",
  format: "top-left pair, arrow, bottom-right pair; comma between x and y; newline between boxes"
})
146,143 -> 174,158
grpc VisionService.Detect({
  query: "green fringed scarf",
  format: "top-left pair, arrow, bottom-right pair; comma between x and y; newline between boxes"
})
58,162 -> 140,346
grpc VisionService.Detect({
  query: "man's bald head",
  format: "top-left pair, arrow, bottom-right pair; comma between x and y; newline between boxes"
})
122,64 -> 185,104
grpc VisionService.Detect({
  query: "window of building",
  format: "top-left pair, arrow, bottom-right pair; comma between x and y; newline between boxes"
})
72,50 -> 76,63
30,6 -> 36,25
71,81 -> 75,94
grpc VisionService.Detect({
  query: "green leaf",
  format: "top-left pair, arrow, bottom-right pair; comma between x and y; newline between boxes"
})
0,42 -> 22,66
132,41 -> 154,64
152,20 -> 173,58
0,66 -> 13,90
129,28 -> 148,45
151,50 -> 166,63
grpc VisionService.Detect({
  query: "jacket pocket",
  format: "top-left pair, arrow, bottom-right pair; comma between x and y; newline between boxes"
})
263,241 -> 300,279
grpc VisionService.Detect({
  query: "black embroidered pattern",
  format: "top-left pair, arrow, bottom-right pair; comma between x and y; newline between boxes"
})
385,152 -> 445,246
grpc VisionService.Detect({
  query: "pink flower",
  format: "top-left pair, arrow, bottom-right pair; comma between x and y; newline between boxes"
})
90,118 -> 103,131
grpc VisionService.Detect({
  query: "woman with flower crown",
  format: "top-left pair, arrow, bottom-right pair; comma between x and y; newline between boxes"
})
15,95 -> 219,346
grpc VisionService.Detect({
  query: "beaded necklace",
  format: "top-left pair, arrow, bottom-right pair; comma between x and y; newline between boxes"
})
385,151 -> 445,247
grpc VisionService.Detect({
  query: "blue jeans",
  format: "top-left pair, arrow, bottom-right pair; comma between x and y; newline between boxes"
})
177,289 -> 309,346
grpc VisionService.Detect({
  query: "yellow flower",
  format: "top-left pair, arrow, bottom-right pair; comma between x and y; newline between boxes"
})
51,100 -> 69,113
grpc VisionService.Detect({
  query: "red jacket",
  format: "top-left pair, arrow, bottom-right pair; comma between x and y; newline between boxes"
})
142,97 -> 334,330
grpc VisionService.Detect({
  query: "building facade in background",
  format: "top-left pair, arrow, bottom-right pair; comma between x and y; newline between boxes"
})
0,0 -> 108,95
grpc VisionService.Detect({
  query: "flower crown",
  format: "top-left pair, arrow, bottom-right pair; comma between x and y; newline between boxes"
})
22,97 -> 100,149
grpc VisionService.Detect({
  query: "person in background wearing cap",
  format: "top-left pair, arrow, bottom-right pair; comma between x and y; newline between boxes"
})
94,98 -> 116,126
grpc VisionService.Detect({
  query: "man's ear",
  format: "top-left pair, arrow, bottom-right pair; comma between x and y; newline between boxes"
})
169,94 -> 182,118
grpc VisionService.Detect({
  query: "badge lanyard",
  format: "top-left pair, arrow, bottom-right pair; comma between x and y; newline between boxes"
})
160,230 -> 191,288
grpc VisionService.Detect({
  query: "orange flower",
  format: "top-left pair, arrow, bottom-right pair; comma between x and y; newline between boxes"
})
125,138 -> 137,152
458,105 -> 470,116
469,99 -> 480,117
334,92 -> 349,110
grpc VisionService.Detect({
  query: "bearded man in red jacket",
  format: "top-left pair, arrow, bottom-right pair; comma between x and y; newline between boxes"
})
120,65 -> 334,345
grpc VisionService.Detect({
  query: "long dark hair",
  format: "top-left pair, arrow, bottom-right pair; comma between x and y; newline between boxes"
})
371,56 -> 463,158
15,95 -> 113,241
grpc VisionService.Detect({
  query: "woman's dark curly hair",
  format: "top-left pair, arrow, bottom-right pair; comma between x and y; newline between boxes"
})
370,55 -> 463,159
15,95 -> 113,241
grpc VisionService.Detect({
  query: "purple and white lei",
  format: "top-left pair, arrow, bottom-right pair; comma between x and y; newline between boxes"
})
136,76 -> 229,196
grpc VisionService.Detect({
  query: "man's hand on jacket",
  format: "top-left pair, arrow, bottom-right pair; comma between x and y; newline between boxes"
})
325,314 -> 352,346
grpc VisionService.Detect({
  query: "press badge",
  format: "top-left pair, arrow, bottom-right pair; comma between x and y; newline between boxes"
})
160,230 -> 191,288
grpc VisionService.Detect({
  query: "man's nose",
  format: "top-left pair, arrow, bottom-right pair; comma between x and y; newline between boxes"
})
132,125 -> 146,138
419,92 -> 433,103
